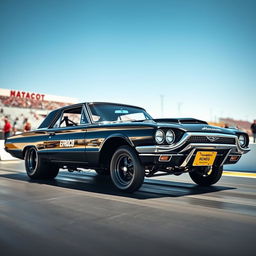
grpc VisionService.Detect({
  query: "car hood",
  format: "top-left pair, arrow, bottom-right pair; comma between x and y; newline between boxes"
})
86,119 -> 237,135
155,122 -> 236,134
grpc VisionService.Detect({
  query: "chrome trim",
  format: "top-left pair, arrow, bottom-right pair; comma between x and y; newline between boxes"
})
82,104 -> 92,125
139,154 -> 184,157
136,133 -> 189,153
179,143 -> 237,152
139,154 -> 162,157
180,143 -> 249,154
206,136 -> 219,142
180,148 -> 196,168
85,103 -> 94,123
220,149 -> 232,166
135,132 -> 250,154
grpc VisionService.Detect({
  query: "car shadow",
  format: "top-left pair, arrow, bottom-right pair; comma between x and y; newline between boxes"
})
0,170 -> 236,200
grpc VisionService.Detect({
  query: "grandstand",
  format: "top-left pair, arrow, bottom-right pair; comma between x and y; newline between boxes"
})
0,88 -> 78,138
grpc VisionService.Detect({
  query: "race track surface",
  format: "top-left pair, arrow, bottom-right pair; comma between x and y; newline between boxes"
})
0,161 -> 255,256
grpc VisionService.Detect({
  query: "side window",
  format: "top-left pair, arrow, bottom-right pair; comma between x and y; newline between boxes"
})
53,106 -> 89,128
60,112 -> 80,127
53,115 -> 61,128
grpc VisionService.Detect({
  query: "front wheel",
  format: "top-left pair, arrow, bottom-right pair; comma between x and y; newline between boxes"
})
189,166 -> 223,186
95,168 -> 110,176
110,145 -> 144,193
25,147 -> 59,179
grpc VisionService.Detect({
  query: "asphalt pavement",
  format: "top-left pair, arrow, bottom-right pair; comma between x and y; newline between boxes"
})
0,160 -> 256,256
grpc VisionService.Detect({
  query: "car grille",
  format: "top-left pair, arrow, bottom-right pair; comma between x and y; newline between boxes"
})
187,136 -> 236,144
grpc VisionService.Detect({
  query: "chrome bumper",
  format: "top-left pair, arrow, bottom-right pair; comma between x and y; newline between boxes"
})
135,132 -> 250,155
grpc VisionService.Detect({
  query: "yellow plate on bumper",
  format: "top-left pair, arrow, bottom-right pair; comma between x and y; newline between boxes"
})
193,151 -> 217,166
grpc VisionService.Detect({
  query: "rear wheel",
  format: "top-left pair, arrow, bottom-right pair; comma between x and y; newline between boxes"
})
110,145 -> 144,193
25,147 -> 59,179
189,166 -> 223,186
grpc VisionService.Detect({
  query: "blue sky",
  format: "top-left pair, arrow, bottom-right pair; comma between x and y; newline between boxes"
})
0,0 -> 255,121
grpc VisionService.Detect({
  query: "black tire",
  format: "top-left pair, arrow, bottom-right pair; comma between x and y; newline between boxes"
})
189,166 -> 223,186
25,147 -> 59,179
95,168 -> 110,176
110,145 -> 144,193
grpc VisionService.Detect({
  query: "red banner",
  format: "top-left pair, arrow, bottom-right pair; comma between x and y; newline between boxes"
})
10,90 -> 45,101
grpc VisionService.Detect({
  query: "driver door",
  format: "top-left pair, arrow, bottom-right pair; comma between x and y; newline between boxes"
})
44,105 -> 89,164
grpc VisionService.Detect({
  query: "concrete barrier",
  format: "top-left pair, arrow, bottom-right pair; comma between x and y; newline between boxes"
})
0,140 -> 16,160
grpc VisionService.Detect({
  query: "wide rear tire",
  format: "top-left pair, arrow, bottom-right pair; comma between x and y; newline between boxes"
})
189,166 -> 223,186
25,147 -> 59,179
110,145 -> 144,193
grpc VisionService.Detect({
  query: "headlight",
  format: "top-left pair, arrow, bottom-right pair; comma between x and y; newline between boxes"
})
238,134 -> 246,147
155,129 -> 165,144
166,129 -> 175,144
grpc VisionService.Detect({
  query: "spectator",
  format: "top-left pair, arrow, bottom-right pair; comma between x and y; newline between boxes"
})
12,117 -> 19,135
251,120 -> 256,143
3,116 -> 12,139
23,118 -> 31,132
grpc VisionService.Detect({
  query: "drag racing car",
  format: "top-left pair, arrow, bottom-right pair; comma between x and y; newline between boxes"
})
5,102 -> 250,192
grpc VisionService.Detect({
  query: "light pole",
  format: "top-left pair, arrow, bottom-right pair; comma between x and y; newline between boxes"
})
178,102 -> 183,116
160,95 -> 164,117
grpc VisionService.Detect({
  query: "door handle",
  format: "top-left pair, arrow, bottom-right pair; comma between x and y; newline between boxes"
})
49,132 -> 55,136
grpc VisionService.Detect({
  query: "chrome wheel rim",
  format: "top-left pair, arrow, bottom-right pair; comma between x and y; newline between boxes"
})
113,153 -> 134,187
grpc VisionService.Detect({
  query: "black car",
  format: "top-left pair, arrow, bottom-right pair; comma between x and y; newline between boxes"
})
5,102 -> 250,192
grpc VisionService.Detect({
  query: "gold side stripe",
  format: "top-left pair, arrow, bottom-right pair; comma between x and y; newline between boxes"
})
223,171 -> 256,178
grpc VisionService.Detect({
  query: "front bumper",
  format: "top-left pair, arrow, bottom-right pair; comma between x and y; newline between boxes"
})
136,132 -> 250,168
138,150 -> 242,168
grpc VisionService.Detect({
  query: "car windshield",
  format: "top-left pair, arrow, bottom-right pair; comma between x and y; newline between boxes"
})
88,103 -> 153,123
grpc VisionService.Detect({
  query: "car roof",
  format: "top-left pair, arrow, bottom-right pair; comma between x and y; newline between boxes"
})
87,102 -> 145,110
59,102 -> 146,111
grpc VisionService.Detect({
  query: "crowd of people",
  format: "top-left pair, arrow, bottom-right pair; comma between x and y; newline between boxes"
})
0,96 -> 76,139
2,116 -> 32,139
0,95 -> 70,110
0,105 -> 47,139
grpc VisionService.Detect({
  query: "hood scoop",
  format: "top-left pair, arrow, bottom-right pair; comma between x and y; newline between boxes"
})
153,118 -> 208,125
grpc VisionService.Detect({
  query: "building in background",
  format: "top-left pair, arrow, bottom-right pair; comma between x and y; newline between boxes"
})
0,88 -> 78,138
219,118 -> 252,135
